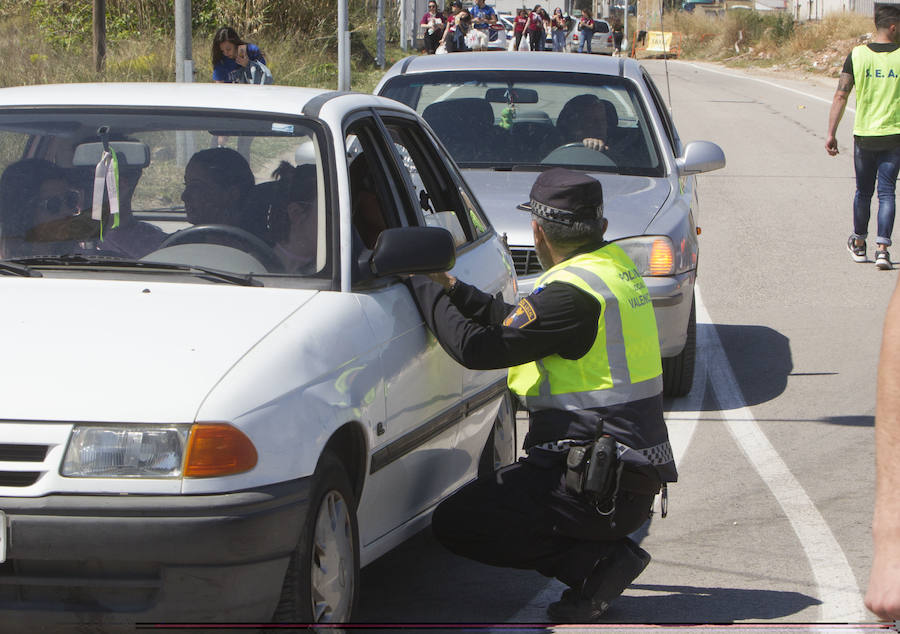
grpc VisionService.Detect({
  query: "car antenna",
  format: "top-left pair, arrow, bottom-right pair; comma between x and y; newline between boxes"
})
658,0 -> 674,116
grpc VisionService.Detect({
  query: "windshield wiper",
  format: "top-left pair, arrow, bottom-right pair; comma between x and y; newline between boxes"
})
8,255 -> 262,287
0,260 -> 42,277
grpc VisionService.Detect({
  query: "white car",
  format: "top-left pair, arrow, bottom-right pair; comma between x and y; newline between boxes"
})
0,83 -> 517,625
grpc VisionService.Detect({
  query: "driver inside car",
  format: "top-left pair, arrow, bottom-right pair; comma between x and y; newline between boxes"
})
556,93 -> 611,153
181,147 -> 258,232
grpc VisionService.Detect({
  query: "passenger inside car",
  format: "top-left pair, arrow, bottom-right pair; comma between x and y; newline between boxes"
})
349,152 -> 388,250
267,161 -> 318,274
181,147 -> 263,237
0,158 -> 97,257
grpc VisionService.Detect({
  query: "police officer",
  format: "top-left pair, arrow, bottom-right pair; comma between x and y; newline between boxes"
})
406,168 -> 677,622
826,3 -> 900,270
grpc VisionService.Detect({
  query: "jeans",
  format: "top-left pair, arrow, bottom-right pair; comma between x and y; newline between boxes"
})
578,28 -> 592,53
852,141 -> 900,247
552,29 -> 566,51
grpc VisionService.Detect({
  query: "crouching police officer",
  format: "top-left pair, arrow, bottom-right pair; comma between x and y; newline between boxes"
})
406,168 -> 677,622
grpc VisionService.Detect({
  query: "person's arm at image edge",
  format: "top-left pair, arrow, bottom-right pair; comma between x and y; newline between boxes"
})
866,276 -> 900,620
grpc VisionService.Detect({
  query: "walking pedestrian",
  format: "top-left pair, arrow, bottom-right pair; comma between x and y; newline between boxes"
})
577,9 -> 595,54
406,168 -> 676,622
514,8 -> 528,51
526,5 -> 544,51
421,1 -> 446,54
613,20 -> 624,56
826,4 -> 900,270
552,8 -> 568,52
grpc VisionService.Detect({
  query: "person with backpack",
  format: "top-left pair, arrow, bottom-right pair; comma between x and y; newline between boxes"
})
447,11 -> 473,53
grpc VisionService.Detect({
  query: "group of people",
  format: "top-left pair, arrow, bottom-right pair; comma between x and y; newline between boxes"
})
419,2 -> 624,54
0,147 -> 318,275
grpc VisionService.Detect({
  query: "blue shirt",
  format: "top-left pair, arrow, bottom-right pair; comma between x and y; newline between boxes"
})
469,4 -> 497,27
213,44 -> 266,83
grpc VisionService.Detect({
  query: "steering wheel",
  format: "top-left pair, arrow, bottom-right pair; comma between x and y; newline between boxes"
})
158,224 -> 283,272
542,143 -> 617,167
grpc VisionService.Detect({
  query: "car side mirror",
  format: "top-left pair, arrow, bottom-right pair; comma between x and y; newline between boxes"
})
676,141 -> 726,176
369,227 -> 456,277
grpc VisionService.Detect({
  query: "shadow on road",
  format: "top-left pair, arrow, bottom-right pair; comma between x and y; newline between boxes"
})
609,583 -> 821,623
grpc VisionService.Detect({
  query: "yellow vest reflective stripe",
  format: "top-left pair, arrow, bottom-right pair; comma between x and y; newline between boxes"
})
508,244 -> 663,411
851,45 -> 900,137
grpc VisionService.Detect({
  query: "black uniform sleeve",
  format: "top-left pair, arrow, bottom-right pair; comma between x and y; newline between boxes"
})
406,274 -> 600,370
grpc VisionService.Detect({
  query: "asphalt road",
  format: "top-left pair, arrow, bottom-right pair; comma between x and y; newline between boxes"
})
354,60 -> 897,632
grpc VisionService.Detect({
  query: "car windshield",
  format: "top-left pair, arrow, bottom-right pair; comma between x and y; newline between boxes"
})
0,109 -> 330,279
379,70 -> 663,176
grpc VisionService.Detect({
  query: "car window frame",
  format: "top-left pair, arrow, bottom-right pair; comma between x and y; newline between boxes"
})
641,68 -> 683,158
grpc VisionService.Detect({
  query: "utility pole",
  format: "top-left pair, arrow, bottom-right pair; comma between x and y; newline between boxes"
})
93,0 -> 106,73
338,0 -> 351,90
377,0 -> 386,69
175,0 -> 194,166
400,0 -> 409,51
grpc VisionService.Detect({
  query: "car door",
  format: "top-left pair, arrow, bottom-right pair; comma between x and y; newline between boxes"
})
378,111 -> 517,484
344,112 -> 466,549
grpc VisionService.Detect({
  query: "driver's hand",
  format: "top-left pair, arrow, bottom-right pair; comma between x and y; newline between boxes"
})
582,138 -> 607,152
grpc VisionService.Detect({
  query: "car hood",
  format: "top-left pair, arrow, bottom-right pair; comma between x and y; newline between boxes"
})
0,278 -> 316,423
461,170 -> 671,246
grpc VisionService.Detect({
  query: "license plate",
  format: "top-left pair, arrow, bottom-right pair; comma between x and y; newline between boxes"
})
0,511 -> 6,563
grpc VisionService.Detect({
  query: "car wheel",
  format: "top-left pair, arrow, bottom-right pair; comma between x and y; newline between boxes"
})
662,293 -> 696,398
274,451 -> 359,624
478,390 -> 517,478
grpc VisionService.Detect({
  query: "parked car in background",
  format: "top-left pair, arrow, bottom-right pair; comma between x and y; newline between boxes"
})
568,18 -> 615,54
0,82 -> 517,626
376,52 -> 726,397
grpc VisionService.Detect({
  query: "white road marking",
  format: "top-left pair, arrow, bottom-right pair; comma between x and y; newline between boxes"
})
676,60 -> 855,113
694,286 -> 868,623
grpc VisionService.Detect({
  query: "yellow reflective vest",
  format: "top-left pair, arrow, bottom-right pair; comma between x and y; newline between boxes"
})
851,44 -> 900,137
508,243 -> 663,411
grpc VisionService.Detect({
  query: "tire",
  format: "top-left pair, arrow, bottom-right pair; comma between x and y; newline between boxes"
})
274,451 -> 359,624
478,390 -> 517,478
661,293 -> 696,398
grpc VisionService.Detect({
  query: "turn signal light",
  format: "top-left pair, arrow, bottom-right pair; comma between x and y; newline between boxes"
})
184,423 -> 258,478
649,239 -> 674,276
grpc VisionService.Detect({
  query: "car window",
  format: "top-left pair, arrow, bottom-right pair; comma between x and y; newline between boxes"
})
381,116 -> 490,245
594,21 -> 610,33
380,70 -> 663,177
0,110 -> 330,279
345,118 -> 410,251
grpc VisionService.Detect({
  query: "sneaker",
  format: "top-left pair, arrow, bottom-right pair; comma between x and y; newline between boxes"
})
875,249 -> 893,270
546,539 -> 651,623
847,236 -> 866,262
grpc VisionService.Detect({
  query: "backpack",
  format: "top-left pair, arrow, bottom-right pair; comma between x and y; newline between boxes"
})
238,60 -> 274,85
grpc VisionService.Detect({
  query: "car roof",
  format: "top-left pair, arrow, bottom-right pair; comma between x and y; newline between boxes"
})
0,83 -> 407,119
383,51 -> 642,81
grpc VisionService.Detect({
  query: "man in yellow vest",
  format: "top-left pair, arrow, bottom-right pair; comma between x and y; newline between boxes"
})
406,168 -> 677,621
826,3 -> 900,270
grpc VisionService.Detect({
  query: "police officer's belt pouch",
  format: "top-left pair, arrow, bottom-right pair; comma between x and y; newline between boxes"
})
565,435 -> 620,505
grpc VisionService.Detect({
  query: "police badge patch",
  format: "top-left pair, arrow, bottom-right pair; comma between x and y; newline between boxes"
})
503,298 -> 537,328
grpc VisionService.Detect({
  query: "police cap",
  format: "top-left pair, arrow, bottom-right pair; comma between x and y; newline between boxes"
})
519,168 -> 604,226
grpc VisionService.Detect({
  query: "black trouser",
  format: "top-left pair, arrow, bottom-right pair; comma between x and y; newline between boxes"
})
514,31 -> 524,51
431,455 -> 655,589
424,30 -> 443,53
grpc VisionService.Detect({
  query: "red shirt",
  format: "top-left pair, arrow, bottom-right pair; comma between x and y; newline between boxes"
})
514,15 -> 527,33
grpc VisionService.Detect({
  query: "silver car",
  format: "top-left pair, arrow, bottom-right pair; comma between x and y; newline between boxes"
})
376,52 -> 725,397
567,18 -> 615,54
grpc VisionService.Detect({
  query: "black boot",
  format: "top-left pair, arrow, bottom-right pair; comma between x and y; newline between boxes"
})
546,538 -> 651,622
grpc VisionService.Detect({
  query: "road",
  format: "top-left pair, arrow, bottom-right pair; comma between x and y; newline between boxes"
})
354,60 -> 895,630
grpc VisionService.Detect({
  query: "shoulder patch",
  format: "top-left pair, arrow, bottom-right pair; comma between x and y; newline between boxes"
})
503,298 -> 537,328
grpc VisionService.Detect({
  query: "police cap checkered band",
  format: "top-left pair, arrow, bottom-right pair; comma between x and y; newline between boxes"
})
519,168 -> 603,224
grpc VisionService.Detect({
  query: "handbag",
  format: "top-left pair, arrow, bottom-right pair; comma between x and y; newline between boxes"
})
239,60 -> 274,85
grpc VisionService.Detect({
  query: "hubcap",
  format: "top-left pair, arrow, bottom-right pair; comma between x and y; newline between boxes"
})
310,489 -> 355,622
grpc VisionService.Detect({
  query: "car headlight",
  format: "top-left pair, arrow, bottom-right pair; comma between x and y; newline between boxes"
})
62,423 -> 258,478
62,425 -> 191,477
614,236 -> 691,276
